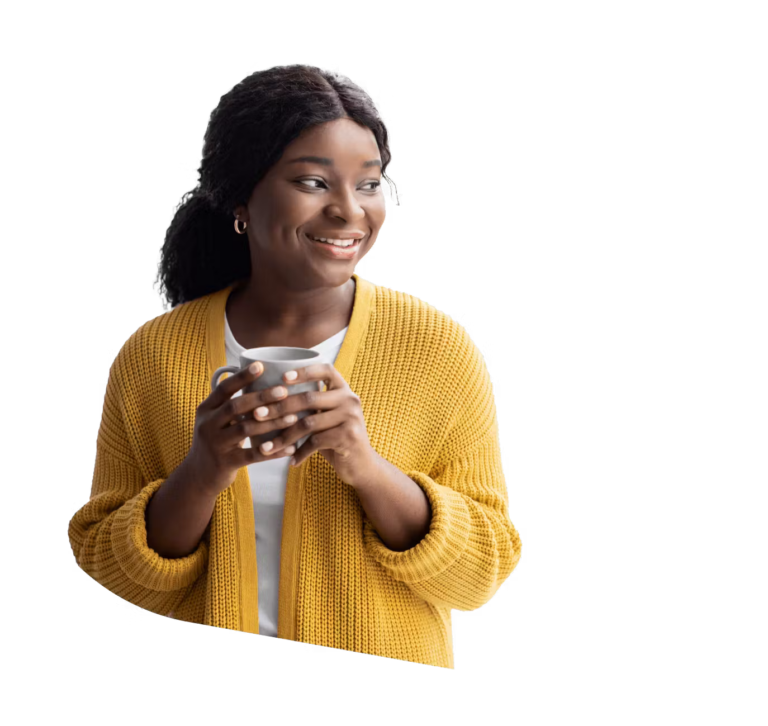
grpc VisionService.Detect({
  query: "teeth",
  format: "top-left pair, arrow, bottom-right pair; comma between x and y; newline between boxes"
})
310,236 -> 359,247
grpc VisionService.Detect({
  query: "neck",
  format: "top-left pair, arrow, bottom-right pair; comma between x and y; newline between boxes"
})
229,271 -> 356,333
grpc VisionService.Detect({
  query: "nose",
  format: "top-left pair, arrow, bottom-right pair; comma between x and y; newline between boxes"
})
325,185 -> 367,225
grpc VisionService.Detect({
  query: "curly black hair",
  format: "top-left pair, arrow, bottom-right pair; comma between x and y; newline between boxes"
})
154,64 -> 398,310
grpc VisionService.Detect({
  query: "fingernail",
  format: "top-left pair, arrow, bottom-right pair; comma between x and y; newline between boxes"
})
284,370 -> 298,381
274,387 -> 287,397
249,362 -> 261,373
290,457 -> 297,466
256,406 -> 269,418
285,445 -> 296,455
261,441 -> 273,453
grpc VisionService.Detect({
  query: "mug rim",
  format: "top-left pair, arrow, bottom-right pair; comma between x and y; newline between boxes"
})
241,346 -> 321,361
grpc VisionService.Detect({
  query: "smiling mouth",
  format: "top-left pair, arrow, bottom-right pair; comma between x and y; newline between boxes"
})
304,232 -> 364,258
306,235 -> 365,250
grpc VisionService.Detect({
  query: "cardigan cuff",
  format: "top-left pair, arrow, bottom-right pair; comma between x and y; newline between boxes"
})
362,471 -> 471,584
110,478 -> 208,592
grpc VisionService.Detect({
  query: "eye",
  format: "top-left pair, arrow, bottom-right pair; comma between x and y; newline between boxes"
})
296,178 -> 382,192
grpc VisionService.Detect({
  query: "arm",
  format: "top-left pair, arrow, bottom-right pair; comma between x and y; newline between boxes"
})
145,459 -> 219,559
352,453 -> 433,552
67,359 -> 209,615
363,333 -> 522,612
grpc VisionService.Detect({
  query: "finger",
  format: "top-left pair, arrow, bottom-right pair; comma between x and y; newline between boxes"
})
229,441 -> 297,468
206,362 -> 264,410
262,408 -> 347,454
283,426 -> 346,466
281,363 -> 346,391
252,387 -> 347,422
289,436 -> 319,467
221,412 -> 300,449
213,384 -> 290,428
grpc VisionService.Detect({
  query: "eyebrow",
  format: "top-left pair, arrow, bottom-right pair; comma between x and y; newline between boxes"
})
287,155 -> 382,168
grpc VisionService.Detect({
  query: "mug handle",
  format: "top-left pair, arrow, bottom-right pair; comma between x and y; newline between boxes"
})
211,365 -> 241,393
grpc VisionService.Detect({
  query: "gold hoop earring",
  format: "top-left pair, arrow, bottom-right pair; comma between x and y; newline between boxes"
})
234,218 -> 247,234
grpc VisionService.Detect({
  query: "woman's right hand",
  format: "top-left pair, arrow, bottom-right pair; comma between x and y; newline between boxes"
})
183,361 -> 297,496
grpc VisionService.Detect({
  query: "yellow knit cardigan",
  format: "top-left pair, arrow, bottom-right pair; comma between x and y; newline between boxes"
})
68,273 -> 522,668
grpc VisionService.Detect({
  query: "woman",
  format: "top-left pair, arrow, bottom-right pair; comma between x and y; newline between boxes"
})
68,64 -> 522,669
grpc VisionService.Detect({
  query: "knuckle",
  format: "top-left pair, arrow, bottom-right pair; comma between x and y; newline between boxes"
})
225,399 -> 239,418
258,390 -> 272,407
196,416 -> 211,436
303,390 -> 317,407
300,415 -> 315,431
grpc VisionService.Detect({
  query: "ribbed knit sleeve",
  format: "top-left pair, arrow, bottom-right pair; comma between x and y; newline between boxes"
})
68,358 -> 208,614
362,324 -> 522,611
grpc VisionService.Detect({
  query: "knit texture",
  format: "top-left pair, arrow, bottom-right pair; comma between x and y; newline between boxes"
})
68,274 -> 522,668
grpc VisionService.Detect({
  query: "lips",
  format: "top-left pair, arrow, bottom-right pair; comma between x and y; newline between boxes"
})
304,232 -> 362,259
307,230 -> 365,241
307,235 -> 362,247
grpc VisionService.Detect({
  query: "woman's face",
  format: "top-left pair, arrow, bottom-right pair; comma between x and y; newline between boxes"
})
235,117 -> 386,288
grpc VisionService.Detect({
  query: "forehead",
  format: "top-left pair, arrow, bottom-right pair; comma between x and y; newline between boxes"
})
279,118 -> 380,165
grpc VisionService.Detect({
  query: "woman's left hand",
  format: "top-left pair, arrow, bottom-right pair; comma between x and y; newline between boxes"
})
253,363 -> 381,488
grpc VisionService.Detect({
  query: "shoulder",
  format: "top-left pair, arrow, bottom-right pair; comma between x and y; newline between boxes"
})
364,282 -> 490,419
372,283 -> 477,348
367,280 -> 482,367
110,291 -> 216,385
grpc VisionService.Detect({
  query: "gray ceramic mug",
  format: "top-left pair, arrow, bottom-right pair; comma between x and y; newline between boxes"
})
211,346 -> 322,454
